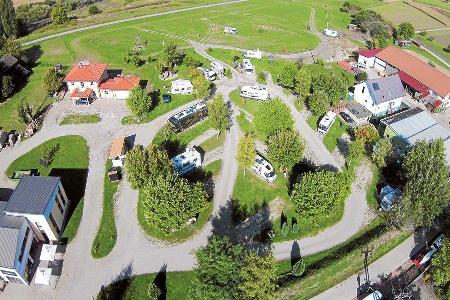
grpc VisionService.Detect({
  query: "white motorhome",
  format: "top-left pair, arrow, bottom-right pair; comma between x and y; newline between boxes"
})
318,111 -> 337,134
323,28 -> 338,38
240,84 -> 270,100
243,49 -> 263,60
242,59 -> 254,75
198,67 -> 216,81
211,62 -> 225,78
252,155 -> 276,183
171,148 -> 202,175
171,79 -> 193,94
224,26 -> 237,34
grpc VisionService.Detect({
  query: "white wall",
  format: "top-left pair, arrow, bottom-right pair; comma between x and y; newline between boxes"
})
374,58 -> 387,73
99,89 -> 130,100
67,81 -> 101,97
358,55 -> 375,68
353,82 -> 403,116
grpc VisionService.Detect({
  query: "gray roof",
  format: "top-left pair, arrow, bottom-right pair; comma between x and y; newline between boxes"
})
367,74 -> 406,105
0,202 -> 26,229
0,227 -> 20,268
4,176 -> 60,215
347,102 -> 372,119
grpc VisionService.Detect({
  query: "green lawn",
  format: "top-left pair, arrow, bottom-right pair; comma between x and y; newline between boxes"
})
323,118 -> 348,152
407,44 -> 450,71
229,89 -> 261,116
91,160 -> 118,258
5,136 -> 89,243
198,132 -> 225,152
415,35 -> 450,66
307,114 -> 319,130
203,160 -> 222,176
60,114 -> 102,125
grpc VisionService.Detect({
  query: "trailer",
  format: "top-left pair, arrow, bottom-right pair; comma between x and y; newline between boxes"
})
171,79 -> 193,94
211,62 -> 225,78
168,101 -> 208,133
172,147 -> 202,175
252,155 -> 276,183
324,28 -> 338,38
318,111 -> 336,134
240,84 -> 270,100
242,59 -> 254,75
224,26 -> 237,34
243,49 -> 263,60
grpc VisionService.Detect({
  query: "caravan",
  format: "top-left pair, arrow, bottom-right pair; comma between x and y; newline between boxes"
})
171,148 -> 202,175
171,79 -> 193,94
323,28 -> 338,38
318,111 -> 337,134
224,26 -> 237,34
211,62 -> 225,78
242,59 -> 254,75
252,155 -> 276,183
198,67 -> 216,81
243,49 -> 263,60
240,85 -> 270,100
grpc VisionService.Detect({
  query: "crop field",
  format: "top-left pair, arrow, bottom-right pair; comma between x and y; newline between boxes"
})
429,30 -> 450,46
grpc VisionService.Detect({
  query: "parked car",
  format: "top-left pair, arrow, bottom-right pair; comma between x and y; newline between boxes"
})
412,234 -> 444,268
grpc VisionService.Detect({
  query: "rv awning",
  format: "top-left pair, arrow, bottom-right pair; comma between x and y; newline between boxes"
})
396,71 -> 429,97
35,267 -> 51,285
40,244 -> 57,261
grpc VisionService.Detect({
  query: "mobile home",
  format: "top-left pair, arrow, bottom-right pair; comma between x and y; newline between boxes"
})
318,111 -> 337,134
243,49 -> 263,60
171,79 -> 193,95
168,101 -> 208,133
252,155 -> 276,183
240,85 -> 270,100
172,148 -> 202,175
224,26 -> 237,34
242,59 -> 254,75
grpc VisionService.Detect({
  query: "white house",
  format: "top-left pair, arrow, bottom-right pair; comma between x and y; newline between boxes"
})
99,75 -> 140,100
242,59 -> 254,75
109,136 -> 127,167
356,48 -> 383,68
240,84 -> 269,100
171,79 -> 193,95
243,49 -> 263,60
64,63 -> 108,104
172,148 -> 202,175
353,74 -> 406,117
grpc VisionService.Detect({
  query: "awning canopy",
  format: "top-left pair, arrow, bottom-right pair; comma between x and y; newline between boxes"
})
34,267 -> 51,285
397,71 -> 429,97
40,244 -> 57,261
70,88 -> 93,99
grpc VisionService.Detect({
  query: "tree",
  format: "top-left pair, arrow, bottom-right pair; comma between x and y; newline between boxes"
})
191,71 -> 211,99
371,138 -> 393,168
267,129 -> 304,172
208,94 -> 229,138
294,67 -> 312,100
371,35 -> 389,49
237,252 -> 278,300
254,99 -> 294,138
431,237 -> 450,288
401,140 -> 450,227
307,90 -> 329,116
51,1 -> 69,25
237,133 -> 256,175
43,68 -> 63,94
125,145 -> 150,189
88,5 -> 101,15
183,55 -> 202,67
146,143 -> 173,179
397,22 -> 414,40
277,64 -> 298,89
1,75 -> 15,100
190,236 -> 244,299
124,36 -> 147,67
0,37 -> 23,59
354,124 -> 379,145
0,0 -> 17,37
311,72 -> 348,105
126,86 -> 152,118
355,71 -> 368,82
147,283 -> 161,300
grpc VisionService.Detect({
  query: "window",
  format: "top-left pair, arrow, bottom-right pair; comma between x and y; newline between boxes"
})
362,86 -> 365,93
58,189 -> 66,206
1,270 -> 17,276
81,82 -> 85,87
91,82 -> 94,85
6,276 -> 23,284
18,227 -> 30,263
71,82 -> 74,86
49,213 -> 60,235
55,198 -> 64,215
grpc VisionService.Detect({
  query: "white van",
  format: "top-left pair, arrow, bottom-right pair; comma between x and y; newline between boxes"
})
242,59 -> 254,75
318,111 -> 337,135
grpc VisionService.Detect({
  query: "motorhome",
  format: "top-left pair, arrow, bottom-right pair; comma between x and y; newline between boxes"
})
323,28 -> 338,38
168,101 -> 208,132
318,111 -> 337,134
224,26 -> 237,34
198,67 -> 216,81
170,79 -> 193,94
172,148 -> 202,175
243,49 -> 263,60
242,59 -> 254,75
252,155 -> 276,183
211,62 -> 225,78
240,84 -> 270,100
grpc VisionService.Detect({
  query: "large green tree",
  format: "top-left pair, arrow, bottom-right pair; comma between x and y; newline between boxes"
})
51,1 -> 69,25
147,143 -> 173,179
208,94 -> 229,138
237,252 -> 278,300
237,133 -> 256,175
254,99 -> 294,138
431,236 -> 450,291
371,138 -> 393,168
190,70 -> 211,99
311,72 -> 348,105
277,64 -> 298,89
43,68 -> 63,94
0,75 -> 15,100
125,145 -> 150,189
294,67 -> 312,100
126,86 -> 151,118
397,22 -> 415,40
0,37 -> 23,58
0,0 -> 17,38
402,140 -> 450,227
307,90 -> 329,116
267,129 -> 304,172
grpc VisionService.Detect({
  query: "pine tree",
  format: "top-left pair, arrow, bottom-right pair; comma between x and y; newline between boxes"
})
0,0 -> 17,37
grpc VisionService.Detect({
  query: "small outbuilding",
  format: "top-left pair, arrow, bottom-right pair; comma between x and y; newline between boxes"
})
109,136 -> 127,167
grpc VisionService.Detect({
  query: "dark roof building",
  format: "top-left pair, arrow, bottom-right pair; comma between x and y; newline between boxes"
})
0,55 -> 30,78
0,202 -> 27,268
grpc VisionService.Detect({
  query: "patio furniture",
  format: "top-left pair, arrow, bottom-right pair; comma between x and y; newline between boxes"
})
35,268 -> 51,285
40,244 -> 57,261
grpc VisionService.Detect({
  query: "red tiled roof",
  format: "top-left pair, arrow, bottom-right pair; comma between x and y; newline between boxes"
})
64,63 -> 108,82
70,88 -> 93,98
357,48 -> 383,58
99,76 -> 140,91
376,46 -> 450,98
397,71 -> 429,97
337,61 -> 353,73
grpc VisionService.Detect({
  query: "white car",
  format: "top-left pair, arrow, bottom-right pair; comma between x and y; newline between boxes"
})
252,155 -> 276,183
198,67 -> 216,81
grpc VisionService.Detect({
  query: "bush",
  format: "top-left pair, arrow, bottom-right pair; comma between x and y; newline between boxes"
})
355,72 -> 368,82
44,68 -> 63,95
292,222 -> 299,233
292,258 -> 306,277
88,5 -> 101,15
148,283 -> 161,300
281,222 -> 289,236
254,98 -> 294,138
257,71 -> 267,84
1,75 -> 16,100
183,55 -> 202,67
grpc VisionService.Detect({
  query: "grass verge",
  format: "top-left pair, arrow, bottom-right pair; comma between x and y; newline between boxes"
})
307,114 -> 319,130
60,114 -> 102,125
323,119 -> 348,152
367,163 -> 381,209
203,160 -> 222,176
91,160 -> 118,258
62,198 -> 84,243
198,132 -> 225,152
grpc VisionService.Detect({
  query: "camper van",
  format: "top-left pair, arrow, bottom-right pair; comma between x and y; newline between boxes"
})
172,147 -> 202,175
240,85 -> 270,101
252,155 -> 276,183
171,79 -> 193,94
198,67 -> 216,81
242,59 -> 254,75
323,28 -> 338,38
168,101 -> 208,133
243,49 -> 263,60
211,62 -> 225,78
224,26 -> 237,34
318,111 -> 337,134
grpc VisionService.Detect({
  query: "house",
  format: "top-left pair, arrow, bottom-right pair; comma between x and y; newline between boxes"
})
3,176 -> 70,243
64,63 -> 108,104
353,74 -> 406,116
356,48 -> 383,68
380,107 -> 450,164
171,79 -> 193,95
344,102 -> 372,125
109,136 -> 127,167
99,75 -> 140,100
171,148 -> 202,175
0,55 -> 30,78
373,46 -> 450,105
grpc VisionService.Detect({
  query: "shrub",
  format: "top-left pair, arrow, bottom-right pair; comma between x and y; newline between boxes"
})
292,259 -> 306,277
88,5 -> 101,15
183,55 -> 202,67
148,283 -> 161,300
1,75 -> 16,100
257,71 -> 267,84
355,72 -> 368,82
292,222 -> 299,233
281,222 -> 289,236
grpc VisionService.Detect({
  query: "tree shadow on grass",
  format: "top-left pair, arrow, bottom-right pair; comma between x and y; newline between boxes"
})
98,262 -> 134,300
153,264 -> 167,300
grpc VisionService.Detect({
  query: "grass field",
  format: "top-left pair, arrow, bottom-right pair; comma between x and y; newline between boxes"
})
198,132 -> 225,152
406,45 -> 450,71
323,118 -> 348,152
60,114 -> 102,125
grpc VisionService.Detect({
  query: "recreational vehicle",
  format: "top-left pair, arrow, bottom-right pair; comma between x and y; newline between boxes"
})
171,79 -> 193,94
318,111 -> 337,134
240,85 -> 270,100
172,147 -> 202,175
224,26 -> 237,34
323,28 -> 338,38
242,59 -> 254,75
168,101 -> 208,133
211,62 -> 225,78
198,67 -> 216,81
252,155 -> 276,183
243,49 -> 263,60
